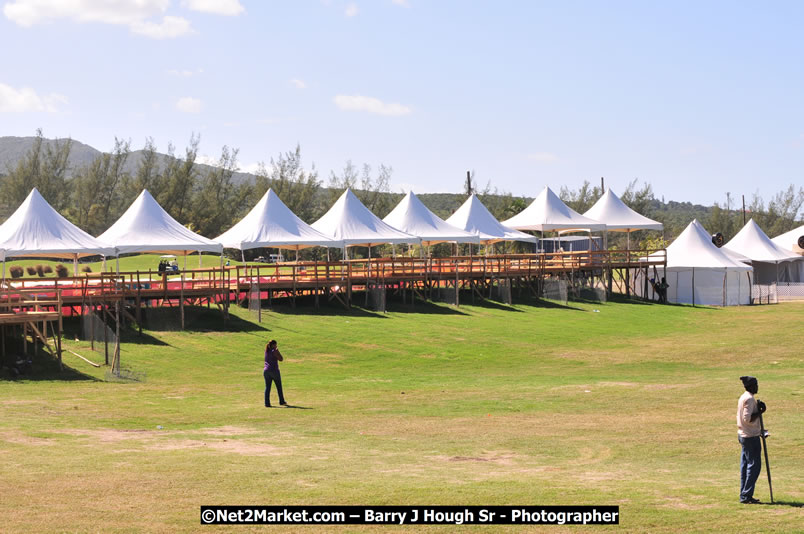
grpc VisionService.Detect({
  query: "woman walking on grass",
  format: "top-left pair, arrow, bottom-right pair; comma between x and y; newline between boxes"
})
264,340 -> 287,407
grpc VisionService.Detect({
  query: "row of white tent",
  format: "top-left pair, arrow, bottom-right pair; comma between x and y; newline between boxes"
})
1,186 -> 802,306
0,185 -> 668,264
636,218 -> 804,306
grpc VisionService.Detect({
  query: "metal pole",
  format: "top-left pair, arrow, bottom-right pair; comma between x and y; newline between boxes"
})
758,409 -> 774,503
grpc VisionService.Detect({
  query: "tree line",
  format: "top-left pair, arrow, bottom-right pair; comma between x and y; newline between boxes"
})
1,130 -> 802,256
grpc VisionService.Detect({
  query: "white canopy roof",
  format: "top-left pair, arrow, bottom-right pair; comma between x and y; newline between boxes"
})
311,188 -> 419,247
723,219 -> 801,263
0,188 -> 114,260
383,191 -> 480,246
214,189 -> 338,250
446,194 -> 537,244
653,220 -> 752,271
582,188 -> 663,232
771,224 -> 804,255
98,189 -> 223,255
501,186 -> 606,232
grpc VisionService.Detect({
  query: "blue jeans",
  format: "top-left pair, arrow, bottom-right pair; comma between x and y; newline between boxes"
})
264,369 -> 285,406
739,436 -> 762,501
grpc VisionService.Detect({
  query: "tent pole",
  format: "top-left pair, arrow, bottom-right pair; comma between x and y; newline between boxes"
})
73,255 -> 78,276
183,253 -> 187,271
116,257 -> 120,275
199,251 -> 202,268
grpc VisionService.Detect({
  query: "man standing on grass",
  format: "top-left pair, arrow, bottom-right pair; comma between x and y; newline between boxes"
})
737,375 -> 766,504
264,340 -> 287,407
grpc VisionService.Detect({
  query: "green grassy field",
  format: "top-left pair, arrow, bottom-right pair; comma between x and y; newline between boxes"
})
0,295 -> 802,532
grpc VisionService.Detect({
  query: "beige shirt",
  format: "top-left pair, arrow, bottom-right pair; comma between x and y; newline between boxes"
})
737,391 -> 761,438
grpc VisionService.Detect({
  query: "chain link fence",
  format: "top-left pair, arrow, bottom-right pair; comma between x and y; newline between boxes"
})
542,278 -> 568,305
367,282 -> 387,313
493,278 -> 512,304
248,283 -> 262,321
433,281 -> 458,306
81,307 -> 117,347
751,283 -> 778,304
776,282 -> 804,301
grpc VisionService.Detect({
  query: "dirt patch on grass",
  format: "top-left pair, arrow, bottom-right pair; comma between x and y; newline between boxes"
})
567,446 -> 612,466
659,496 -> 717,510
642,383 -> 694,390
54,429 -> 161,442
1,431 -> 56,446
147,438 -> 281,456
201,426 -> 256,436
435,450 -> 517,466
52,426 -> 279,456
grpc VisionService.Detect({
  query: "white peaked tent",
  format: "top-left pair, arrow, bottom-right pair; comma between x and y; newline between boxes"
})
311,188 -> 419,250
771,224 -> 804,255
215,189 -> 338,251
383,191 -> 480,246
446,195 -> 537,244
637,220 -> 752,306
99,190 -> 223,257
583,188 -> 663,232
0,188 -> 114,275
724,219 -> 804,285
502,186 -> 606,232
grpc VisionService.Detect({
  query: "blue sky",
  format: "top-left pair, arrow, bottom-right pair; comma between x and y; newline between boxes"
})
1,1 -> 803,205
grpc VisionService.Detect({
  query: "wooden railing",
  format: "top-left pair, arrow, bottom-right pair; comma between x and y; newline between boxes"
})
0,250 -> 667,298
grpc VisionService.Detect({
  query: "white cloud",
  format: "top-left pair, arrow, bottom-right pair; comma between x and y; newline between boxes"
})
197,154 -> 220,167
238,162 -> 261,174
131,15 -> 193,39
334,94 -> 411,116
290,78 -> 307,89
3,0 -> 168,26
0,82 -> 67,113
176,96 -> 202,113
345,2 -> 358,17
391,0 -> 410,7
167,68 -> 203,77
181,0 -> 244,16
526,152 -> 558,163
4,0 -> 194,39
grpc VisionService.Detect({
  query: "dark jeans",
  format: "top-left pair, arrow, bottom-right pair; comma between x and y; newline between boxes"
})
739,435 -> 762,502
264,369 -> 285,406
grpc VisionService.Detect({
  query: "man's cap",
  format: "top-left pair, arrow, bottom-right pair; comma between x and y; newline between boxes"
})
740,376 -> 758,388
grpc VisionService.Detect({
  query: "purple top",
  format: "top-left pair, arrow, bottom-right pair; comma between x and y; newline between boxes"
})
264,348 -> 281,372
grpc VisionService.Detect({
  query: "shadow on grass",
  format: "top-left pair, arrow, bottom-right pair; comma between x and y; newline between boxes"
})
384,299 -> 469,316
263,302 -> 389,319
1,358 -> 101,382
121,330 -> 171,346
763,500 -> 803,508
462,298 -> 524,313
142,307 -> 270,333
272,404 -> 313,410
605,293 -> 722,310
515,298 -> 585,312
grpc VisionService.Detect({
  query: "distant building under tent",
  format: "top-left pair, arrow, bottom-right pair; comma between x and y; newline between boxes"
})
536,236 -> 603,253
